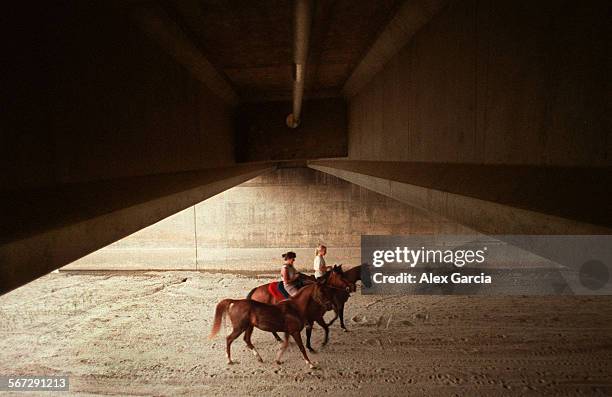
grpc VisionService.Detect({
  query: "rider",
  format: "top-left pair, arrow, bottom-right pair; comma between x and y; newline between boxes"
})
281,251 -> 301,297
313,244 -> 332,279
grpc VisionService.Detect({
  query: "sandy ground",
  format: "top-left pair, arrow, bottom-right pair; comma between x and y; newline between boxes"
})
1,271 -> 611,396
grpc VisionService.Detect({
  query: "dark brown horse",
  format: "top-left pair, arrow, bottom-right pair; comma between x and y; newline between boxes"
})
209,281 -> 335,369
246,269 -> 353,351
326,264 -> 372,331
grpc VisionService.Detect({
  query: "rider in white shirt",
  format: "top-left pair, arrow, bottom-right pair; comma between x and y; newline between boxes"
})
313,244 -> 331,279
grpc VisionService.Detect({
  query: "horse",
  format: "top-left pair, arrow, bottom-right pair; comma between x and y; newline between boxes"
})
246,268 -> 354,351
209,280 -> 335,369
325,264 -> 372,331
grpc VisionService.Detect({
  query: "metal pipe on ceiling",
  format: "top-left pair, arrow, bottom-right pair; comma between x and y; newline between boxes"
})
286,0 -> 312,129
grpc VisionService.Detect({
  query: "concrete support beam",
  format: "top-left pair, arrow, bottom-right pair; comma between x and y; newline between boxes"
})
342,0 -> 449,97
0,164 -> 275,295
309,160 -> 612,235
2,2 -> 237,191
132,3 -> 239,105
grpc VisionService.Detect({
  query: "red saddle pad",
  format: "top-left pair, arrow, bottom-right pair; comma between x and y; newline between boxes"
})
267,281 -> 289,301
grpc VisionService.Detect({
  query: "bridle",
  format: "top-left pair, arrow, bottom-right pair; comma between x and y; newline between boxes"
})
323,271 -> 354,292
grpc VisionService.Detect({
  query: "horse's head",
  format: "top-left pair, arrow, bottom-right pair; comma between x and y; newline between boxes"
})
360,263 -> 373,288
324,268 -> 355,293
313,280 -> 336,310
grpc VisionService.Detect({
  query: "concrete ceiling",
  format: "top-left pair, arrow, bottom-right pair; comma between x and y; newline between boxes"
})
167,0 -> 401,101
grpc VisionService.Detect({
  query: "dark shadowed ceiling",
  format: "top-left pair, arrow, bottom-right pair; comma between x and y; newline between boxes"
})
166,0 -> 401,101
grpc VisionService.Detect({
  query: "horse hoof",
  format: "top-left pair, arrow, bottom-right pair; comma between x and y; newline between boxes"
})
227,360 -> 236,365
307,348 -> 317,354
309,362 -> 318,369
342,328 -> 349,332
275,360 -> 283,365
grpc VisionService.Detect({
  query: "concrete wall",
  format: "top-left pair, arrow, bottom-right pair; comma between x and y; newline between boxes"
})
235,98 -> 348,162
66,167 -> 471,272
348,0 -> 611,166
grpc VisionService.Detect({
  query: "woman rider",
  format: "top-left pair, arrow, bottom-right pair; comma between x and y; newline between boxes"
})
313,244 -> 332,279
281,251 -> 301,297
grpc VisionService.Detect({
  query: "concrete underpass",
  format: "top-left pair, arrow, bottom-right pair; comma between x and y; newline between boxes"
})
1,1 -> 610,395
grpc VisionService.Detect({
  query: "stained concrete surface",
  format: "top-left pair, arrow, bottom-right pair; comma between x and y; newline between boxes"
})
0,165 -> 274,296
65,168 -> 472,271
1,271 -> 611,396
348,0 -> 611,166
309,162 -> 612,235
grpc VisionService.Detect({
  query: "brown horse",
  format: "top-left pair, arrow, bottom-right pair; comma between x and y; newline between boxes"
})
209,281 -> 335,369
303,270 -> 353,351
246,269 -> 353,350
326,264 -> 372,331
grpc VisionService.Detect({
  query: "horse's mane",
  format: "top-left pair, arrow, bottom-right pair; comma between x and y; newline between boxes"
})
318,265 -> 343,282
343,264 -> 369,284
344,264 -> 360,276
292,282 -> 317,299
317,268 -> 342,284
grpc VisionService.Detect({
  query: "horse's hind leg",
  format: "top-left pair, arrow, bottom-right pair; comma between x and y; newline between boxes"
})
226,328 -> 244,365
243,325 -> 263,363
272,331 -> 282,342
290,331 -> 316,369
275,333 -> 290,365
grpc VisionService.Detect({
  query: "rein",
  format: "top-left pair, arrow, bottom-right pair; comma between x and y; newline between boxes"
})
326,283 -> 350,291
311,285 -> 331,307
324,272 -> 353,291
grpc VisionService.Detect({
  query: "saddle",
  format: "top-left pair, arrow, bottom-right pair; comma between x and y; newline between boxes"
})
268,281 -> 291,300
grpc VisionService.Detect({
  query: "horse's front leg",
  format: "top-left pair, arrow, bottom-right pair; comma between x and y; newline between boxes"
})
325,297 -> 340,327
290,331 -> 317,369
315,317 -> 329,347
338,300 -> 348,331
305,321 -> 315,353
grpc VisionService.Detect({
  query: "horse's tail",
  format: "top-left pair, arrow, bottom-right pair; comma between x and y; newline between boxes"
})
209,299 -> 233,339
246,287 -> 257,300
